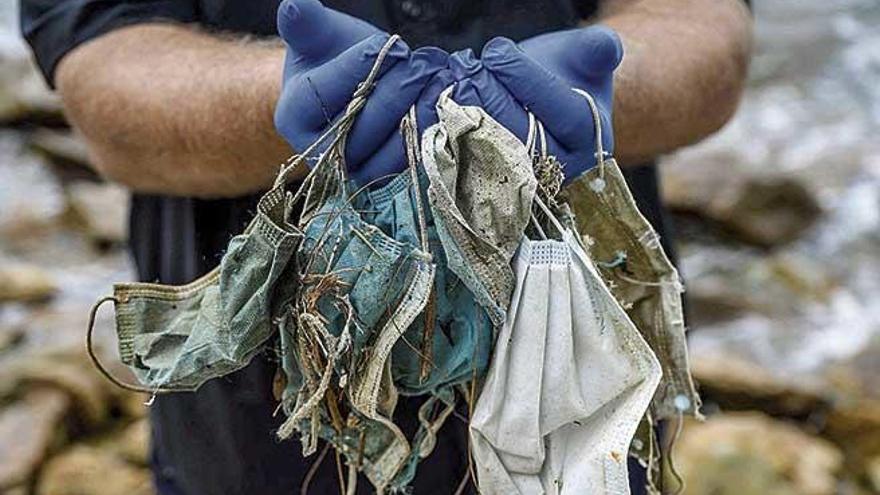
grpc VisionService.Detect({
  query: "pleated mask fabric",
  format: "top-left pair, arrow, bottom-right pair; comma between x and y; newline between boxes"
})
470,227 -> 661,495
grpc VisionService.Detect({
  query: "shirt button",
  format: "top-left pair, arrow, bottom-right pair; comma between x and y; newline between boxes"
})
400,0 -> 423,19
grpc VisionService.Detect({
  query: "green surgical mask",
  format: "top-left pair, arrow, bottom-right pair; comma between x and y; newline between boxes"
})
87,174 -> 302,393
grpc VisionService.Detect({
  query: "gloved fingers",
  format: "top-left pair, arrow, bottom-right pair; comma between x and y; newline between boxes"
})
277,0 -> 383,71
348,131 -> 405,186
348,67 -> 453,185
482,37 -> 595,150
448,49 -> 530,141
274,34 -> 409,147
415,69 -> 456,133
345,47 -> 448,167
518,26 -> 623,80
448,50 -> 573,161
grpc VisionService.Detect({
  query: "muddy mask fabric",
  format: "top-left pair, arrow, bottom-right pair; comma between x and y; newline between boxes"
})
420,88 -> 537,325
87,158 -> 303,393
561,89 -> 701,425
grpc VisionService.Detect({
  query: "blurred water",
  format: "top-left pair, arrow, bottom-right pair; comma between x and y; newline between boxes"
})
677,0 -> 880,388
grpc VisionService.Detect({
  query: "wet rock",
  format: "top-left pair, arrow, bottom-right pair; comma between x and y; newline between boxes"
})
64,181 -> 129,248
30,129 -> 92,170
0,132 -> 68,244
683,246 -> 838,325
0,354 -> 113,428
0,389 -> 70,490
867,456 -> 880,493
672,412 -> 843,495
0,326 -> 25,353
0,262 -> 58,303
692,353 -> 829,418
111,419 -> 149,466
824,398 -> 880,477
662,160 -> 823,247
36,445 -> 154,495
0,8 -> 63,124
118,391 -> 149,420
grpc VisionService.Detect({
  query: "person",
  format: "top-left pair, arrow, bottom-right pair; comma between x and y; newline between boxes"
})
20,1 -> 753,494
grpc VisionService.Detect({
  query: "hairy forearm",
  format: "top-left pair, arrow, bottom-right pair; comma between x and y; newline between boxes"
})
598,0 -> 753,165
56,24 -> 292,197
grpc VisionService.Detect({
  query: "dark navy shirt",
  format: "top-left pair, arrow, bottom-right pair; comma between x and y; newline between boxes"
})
20,1 -> 679,493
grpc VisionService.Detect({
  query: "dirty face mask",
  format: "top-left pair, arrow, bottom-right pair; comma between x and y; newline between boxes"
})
86,164 -> 302,393
421,88 -> 537,325
361,111 -> 495,398
279,105 -> 448,491
561,89 -> 701,423
469,197 -> 662,495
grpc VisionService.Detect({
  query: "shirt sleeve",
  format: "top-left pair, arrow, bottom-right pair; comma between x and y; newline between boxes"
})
20,0 -> 199,87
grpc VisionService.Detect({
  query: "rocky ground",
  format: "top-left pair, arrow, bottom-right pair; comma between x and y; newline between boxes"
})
1,0 -> 879,494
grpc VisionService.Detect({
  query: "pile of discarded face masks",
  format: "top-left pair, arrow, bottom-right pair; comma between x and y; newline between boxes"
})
87,36 -> 701,494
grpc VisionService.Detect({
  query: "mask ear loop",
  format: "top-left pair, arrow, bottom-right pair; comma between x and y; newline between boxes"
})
401,105 -> 439,383
526,112 -> 538,160
402,105 -> 430,253
86,296 -> 177,397
571,88 -> 608,181
528,110 -> 566,236
526,112 -> 549,240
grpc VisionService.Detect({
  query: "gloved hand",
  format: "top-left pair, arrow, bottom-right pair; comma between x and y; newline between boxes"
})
452,27 -> 622,181
274,0 -> 449,185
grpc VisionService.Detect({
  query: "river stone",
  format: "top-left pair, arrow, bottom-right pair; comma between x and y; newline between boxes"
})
36,445 -> 154,495
0,388 -> 70,490
683,247 -> 838,326
30,129 -> 91,170
0,262 -> 58,302
64,181 -> 129,248
672,412 -> 843,495
112,419 -> 149,466
661,159 -> 822,247
868,456 -> 880,493
824,398 -> 880,477
692,353 -> 829,418
0,353 -> 119,428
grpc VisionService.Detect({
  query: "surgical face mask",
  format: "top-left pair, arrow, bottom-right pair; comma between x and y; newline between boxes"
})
359,158 -> 493,399
421,88 -> 537,325
561,89 -> 701,423
275,176 -> 436,492
469,220 -> 662,495
87,173 -> 302,393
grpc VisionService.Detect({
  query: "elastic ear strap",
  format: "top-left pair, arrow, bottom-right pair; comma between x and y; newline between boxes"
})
526,112 -> 537,156
86,295 -> 175,395
402,105 -> 430,252
571,88 -> 607,172
532,194 -> 567,237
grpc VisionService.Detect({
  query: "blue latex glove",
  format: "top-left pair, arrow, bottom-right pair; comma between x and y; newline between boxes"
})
274,0 -> 449,185
454,27 -> 622,181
